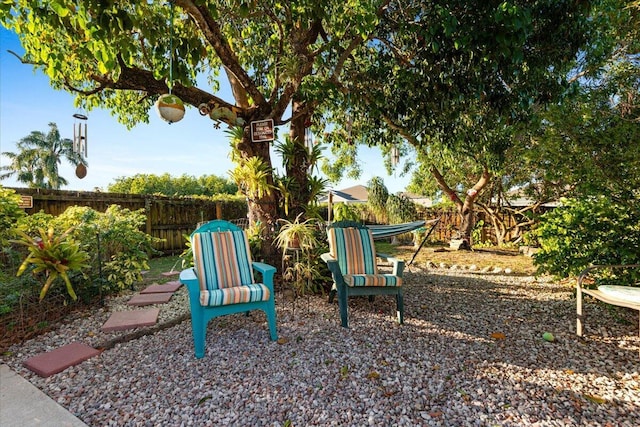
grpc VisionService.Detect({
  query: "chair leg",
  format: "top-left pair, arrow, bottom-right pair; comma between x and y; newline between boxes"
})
396,291 -> 404,324
337,285 -> 349,328
265,302 -> 278,341
328,285 -> 337,303
576,288 -> 584,337
192,313 -> 207,359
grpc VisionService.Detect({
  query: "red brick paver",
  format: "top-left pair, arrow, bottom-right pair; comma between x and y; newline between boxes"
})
23,342 -> 100,377
127,292 -> 173,306
101,308 -> 160,332
161,271 -> 180,277
140,281 -> 182,294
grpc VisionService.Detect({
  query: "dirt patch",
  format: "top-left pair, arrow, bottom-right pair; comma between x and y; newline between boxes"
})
393,244 -> 537,275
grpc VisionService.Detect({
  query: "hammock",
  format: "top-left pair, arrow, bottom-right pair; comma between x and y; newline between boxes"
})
367,218 -> 440,266
368,220 -> 430,240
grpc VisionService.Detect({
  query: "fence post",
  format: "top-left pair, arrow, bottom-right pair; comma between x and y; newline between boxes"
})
145,197 -> 152,235
216,202 -> 222,219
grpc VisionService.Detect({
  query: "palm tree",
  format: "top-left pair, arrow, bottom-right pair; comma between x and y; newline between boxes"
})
0,122 -> 85,189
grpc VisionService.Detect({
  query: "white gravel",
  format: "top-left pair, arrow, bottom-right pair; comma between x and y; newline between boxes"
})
2,266 -> 639,426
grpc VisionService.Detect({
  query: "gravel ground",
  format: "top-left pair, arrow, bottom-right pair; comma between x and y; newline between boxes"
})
2,266 -> 639,427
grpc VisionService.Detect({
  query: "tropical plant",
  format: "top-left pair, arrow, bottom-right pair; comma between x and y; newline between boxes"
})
386,193 -> 417,225
0,123 -> 85,189
367,177 -> 388,223
274,213 -> 324,308
12,227 -> 89,301
274,214 -> 320,252
228,156 -> 274,202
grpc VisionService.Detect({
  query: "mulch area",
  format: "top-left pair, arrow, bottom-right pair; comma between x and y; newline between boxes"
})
1,295 -> 98,354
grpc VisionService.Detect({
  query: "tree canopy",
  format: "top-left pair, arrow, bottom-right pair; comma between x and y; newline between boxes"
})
107,172 -> 238,196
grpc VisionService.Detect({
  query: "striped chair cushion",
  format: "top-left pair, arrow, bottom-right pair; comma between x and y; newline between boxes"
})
200,283 -> 271,307
192,230 -> 258,305
344,274 -> 403,287
327,227 -> 378,275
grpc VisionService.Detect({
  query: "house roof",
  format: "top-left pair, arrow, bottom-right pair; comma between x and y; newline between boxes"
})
320,185 -> 369,203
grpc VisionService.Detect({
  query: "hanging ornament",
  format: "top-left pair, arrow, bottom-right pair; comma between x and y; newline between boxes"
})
75,163 -> 87,179
156,94 -> 185,123
391,145 -> 400,167
155,1 -> 185,124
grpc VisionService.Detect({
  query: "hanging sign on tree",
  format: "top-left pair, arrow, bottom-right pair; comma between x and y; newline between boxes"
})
251,119 -> 274,142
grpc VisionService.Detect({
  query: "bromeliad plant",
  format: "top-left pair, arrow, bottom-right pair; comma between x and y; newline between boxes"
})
13,227 -> 89,301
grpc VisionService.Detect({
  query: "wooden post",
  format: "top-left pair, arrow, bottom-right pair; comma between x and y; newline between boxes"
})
145,198 -> 152,236
216,202 -> 222,219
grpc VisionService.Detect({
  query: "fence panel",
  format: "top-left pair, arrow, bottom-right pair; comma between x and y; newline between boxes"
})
10,188 -> 247,254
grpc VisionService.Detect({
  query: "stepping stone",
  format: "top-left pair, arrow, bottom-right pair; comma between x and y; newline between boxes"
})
140,281 -> 182,294
101,308 -> 160,332
127,292 -> 173,306
23,342 -> 100,377
161,271 -> 180,277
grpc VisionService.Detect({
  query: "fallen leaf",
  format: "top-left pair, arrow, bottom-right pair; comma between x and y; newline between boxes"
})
584,394 -> 607,404
429,411 -> 443,418
277,337 -> 289,345
367,371 -> 381,380
197,395 -> 212,406
491,332 -> 506,340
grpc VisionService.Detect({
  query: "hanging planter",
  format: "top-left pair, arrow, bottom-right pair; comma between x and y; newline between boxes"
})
155,93 -> 185,123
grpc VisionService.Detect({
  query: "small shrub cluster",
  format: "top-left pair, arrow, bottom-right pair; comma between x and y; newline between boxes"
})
533,196 -> 640,278
1,186 -> 163,315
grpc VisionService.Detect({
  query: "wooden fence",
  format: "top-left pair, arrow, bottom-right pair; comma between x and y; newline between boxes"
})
10,188 -> 247,254
9,187 -> 536,253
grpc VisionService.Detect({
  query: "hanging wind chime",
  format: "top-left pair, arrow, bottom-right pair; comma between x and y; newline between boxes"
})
390,145 -> 400,167
155,1 -> 185,124
304,118 -> 314,151
73,111 -> 88,178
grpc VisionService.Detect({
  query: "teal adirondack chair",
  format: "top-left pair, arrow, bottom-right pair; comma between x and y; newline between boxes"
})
321,221 -> 405,328
179,220 -> 278,358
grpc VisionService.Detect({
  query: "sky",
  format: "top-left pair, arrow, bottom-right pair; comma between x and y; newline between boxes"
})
0,28 -> 411,194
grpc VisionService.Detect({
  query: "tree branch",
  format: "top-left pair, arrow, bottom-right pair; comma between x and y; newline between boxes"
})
175,0 -> 267,108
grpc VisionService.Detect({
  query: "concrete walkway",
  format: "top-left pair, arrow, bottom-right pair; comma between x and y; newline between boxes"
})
0,364 -> 88,427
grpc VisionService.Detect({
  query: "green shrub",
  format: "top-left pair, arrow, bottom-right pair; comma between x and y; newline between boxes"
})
332,202 -> 359,222
51,205 -> 163,293
0,186 -> 25,246
533,197 -> 640,278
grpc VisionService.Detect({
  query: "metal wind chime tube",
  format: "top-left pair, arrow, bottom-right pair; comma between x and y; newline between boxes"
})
391,145 -> 400,167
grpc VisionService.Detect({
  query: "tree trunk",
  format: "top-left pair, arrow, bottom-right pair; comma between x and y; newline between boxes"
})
287,97 -> 312,219
430,165 -> 492,250
236,124 -> 279,262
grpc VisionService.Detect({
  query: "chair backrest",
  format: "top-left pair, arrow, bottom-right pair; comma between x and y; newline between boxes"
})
327,225 -> 378,275
192,227 -> 255,290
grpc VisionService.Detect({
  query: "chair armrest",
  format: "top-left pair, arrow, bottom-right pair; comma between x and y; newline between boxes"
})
180,267 -> 197,285
577,264 -> 640,290
376,253 -> 405,277
321,252 -> 336,263
179,268 -> 201,300
321,252 -> 346,282
253,262 -> 276,289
